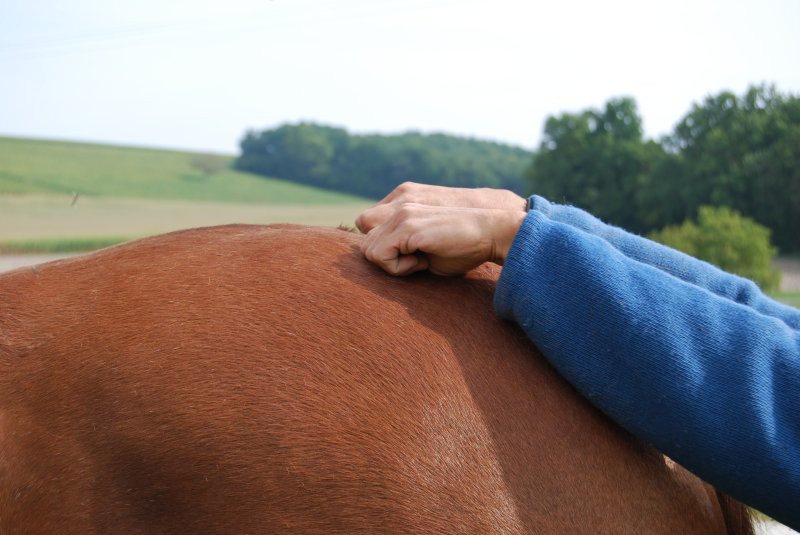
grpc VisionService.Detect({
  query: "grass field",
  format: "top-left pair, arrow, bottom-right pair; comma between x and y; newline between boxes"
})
1,136 -> 797,300
0,136 -> 371,249
0,136 -> 366,204
0,194 -> 368,244
770,292 -> 800,308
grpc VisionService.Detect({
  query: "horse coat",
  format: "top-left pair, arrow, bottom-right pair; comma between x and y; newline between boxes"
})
0,224 -> 752,534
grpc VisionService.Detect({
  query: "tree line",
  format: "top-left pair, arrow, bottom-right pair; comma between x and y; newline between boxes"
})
235,125 -> 531,200
526,84 -> 799,253
236,84 -> 799,253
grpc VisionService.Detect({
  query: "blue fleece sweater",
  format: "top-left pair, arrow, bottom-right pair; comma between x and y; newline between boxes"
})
494,196 -> 800,529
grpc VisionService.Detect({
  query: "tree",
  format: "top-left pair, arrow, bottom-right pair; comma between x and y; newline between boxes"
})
649,206 -> 781,291
746,126 -> 800,252
665,84 -> 800,252
525,86 -> 800,252
525,98 -> 665,233
236,123 -> 532,199
236,123 -> 347,188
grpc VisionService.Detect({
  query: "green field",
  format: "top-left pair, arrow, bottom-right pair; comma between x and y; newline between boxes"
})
770,292 -> 800,308
0,136 -> 368,204
0,136 -> 371,249
0,195 -> 367,241
1,137 -> 798,303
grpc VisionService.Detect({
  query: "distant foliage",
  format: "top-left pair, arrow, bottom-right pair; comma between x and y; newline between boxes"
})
235,123 -> 532,199
649,206 -> 781,291
664,85 -> 800,253
236,86 -> 798,253
525,84 -> 800,253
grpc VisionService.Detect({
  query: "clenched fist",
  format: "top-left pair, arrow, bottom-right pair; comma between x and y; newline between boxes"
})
357,183 -> 527,276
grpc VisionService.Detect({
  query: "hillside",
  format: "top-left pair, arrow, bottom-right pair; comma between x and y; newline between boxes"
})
0,136 -> 370,248
0,136 -> 367,204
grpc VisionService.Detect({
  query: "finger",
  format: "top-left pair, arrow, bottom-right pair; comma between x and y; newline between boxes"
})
366,183 -> 416,212
361,218 -> 429,276
391,253 -> 429,276
381,182 -> 422,204
355,184 -> 419,233
361,229 -> 402,274
356,203 -> 396,233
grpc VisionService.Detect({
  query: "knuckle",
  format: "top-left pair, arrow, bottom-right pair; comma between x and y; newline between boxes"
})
396,202 -> 419,217
397,181 -> 415,192
395,181 -> 421,200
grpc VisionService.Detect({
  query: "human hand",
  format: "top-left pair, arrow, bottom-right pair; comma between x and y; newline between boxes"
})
355,182 -> 526,234
360,202 -> 525,276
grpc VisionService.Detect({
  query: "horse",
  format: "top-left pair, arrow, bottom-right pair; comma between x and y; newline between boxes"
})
0,224 -> 753,534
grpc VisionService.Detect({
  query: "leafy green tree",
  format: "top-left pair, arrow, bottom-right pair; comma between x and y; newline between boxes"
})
525,97 -> 666,233
236,123 -> 532,199
634,151 -> 691,231
742,119 -> 800,253
665,84 -> 800,252
526,86 -> 799,252
649,206 -> 781,291
236,123 -> 348,188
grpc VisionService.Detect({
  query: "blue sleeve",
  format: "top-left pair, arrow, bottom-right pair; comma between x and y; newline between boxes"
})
494,210 -> 800,529
527,195 -> 799,329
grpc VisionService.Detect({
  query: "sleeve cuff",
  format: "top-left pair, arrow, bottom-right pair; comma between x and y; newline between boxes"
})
526,194 -> 554,216
494,209 -> 550,321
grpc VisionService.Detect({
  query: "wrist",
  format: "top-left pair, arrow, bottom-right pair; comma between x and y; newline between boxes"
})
491,210 -> 526,265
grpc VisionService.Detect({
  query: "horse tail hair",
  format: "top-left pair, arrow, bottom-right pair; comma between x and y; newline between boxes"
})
716,490 -> 755,535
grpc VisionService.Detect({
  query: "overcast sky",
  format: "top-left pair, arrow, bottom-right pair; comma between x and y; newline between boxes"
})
2,0 -> 799,153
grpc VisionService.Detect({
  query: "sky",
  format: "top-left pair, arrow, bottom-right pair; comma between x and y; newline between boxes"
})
2,0 -> 799,154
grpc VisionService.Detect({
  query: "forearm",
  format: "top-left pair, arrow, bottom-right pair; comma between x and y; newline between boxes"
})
527,195 -> 800,328
495,211 -> 800,529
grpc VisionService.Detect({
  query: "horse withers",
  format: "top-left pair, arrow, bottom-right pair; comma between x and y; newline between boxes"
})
0,224 -> 753,534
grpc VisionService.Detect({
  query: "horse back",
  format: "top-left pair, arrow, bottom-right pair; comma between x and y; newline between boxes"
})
0,224 -> 746,534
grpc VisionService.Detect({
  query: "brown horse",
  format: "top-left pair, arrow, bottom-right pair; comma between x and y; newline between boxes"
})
0,224 -> 753,534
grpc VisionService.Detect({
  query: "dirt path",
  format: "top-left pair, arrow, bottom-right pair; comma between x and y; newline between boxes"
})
774,258 -> 800,292
0,254 -> 79,273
